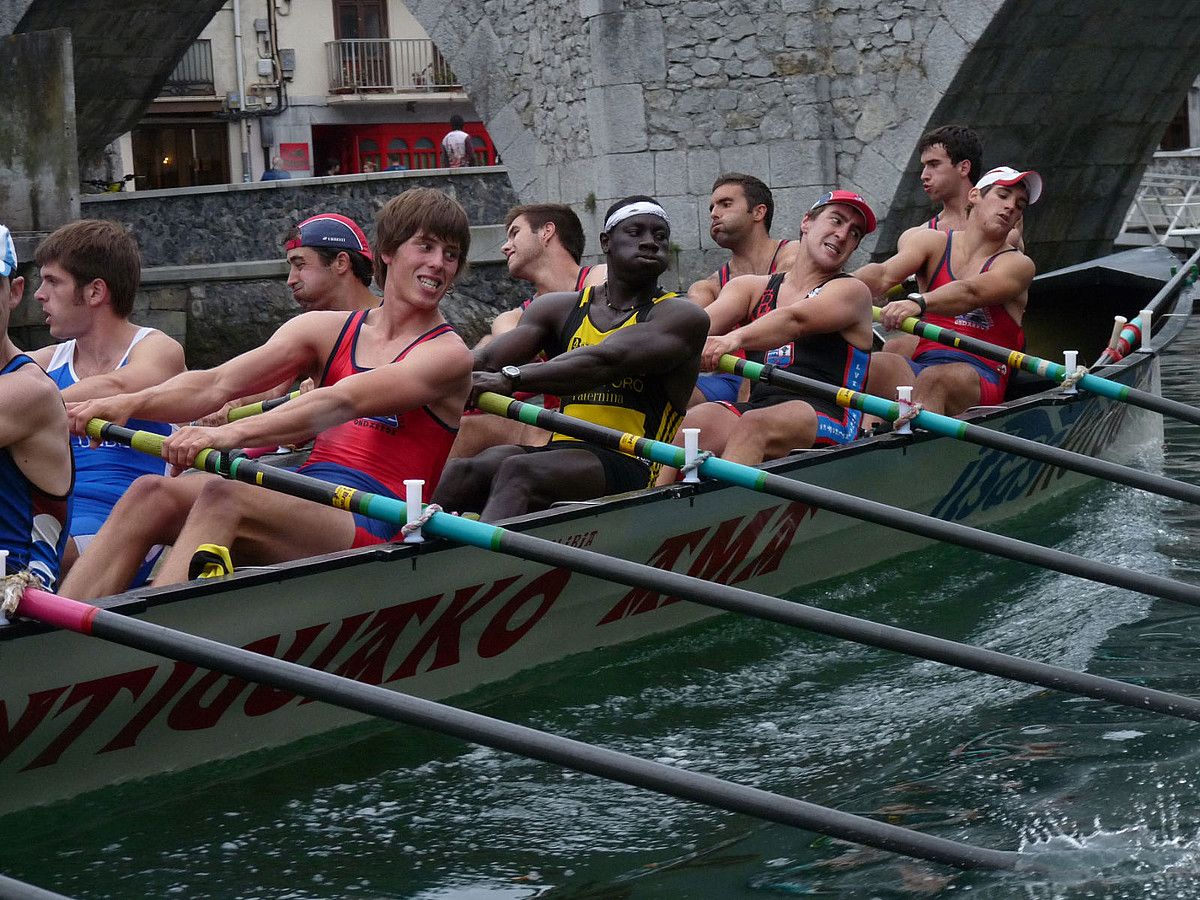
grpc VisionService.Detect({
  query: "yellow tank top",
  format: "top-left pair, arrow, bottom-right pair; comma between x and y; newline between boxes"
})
551,286 -> 685,478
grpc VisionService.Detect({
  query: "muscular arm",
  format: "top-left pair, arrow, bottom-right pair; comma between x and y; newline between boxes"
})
473,292 -> 578,370
921,251 -> 1035,318
510,299 -> 708,396
58,331 -> 186,402
686,273 -> 721,308
0,365 -> 71,495
65,313 -> 332,433
703,275 -> 767,335
853,227 -> 941,298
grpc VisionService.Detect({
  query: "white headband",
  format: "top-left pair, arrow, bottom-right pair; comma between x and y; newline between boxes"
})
603,201 -> 670,233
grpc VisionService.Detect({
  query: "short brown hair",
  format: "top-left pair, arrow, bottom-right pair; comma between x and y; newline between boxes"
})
504,203 -> 586,264
712,173 -> 774,231
918,125 -> 983,183
34,219 -> 141,317
374,188 -> 471,289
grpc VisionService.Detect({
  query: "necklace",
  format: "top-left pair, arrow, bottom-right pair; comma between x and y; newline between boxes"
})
600,284 -> 648,313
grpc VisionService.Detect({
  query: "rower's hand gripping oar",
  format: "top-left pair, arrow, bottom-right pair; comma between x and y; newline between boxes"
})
870,305 -> 1200,427
86,415 -> 1200,729
226,389 -> 302,422
3,583 -> 1016,873
717,352 -> 1200,508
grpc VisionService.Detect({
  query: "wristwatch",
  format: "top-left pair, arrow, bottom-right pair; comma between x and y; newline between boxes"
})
906,292 -> 928,316
500,365 -> 522,389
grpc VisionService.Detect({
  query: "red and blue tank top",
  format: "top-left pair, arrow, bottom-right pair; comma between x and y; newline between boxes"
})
305,311 -> 459,495
914,231 -> 1025,375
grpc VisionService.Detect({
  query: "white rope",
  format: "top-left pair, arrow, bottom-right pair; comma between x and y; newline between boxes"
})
1,569 -> 40,618
893,401 -> 924,431
400,503 -> 442,538
1061,365 -> 1088,390
681,450 -> 713,477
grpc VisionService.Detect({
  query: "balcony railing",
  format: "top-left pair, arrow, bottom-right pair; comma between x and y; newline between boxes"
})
161,39 -> 216,97
326,39 -> 460,94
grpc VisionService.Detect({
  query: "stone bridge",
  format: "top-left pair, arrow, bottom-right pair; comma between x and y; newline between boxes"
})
5,0 -> 1200,270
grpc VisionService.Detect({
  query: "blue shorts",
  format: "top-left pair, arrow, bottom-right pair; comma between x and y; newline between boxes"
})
294,461 -> 402,546
696,372 -> 741,403
909,349 -> 1000,386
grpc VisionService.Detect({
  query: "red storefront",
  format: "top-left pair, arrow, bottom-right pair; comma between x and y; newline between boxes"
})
312,120 -> 496,175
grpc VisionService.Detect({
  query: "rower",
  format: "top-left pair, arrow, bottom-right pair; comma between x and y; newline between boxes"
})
656,189 -> 875,480
0,224 -> 73,589
432,195 -> 707,521
686,173 -> 799,407
855,166 -> 1041,417
25,220 -> 185,581
194,211 -> 382,425
447,203 -> 607,459
60,188 -> 474,597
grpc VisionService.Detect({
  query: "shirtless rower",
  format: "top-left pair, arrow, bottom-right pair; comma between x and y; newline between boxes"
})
0,224 -> 73,589
656,190 -> 874,480
855,166 -> 1040,417
432,195 -> 708,522
25,220 -> 185,579
447,203 -> 606,459
61,188 -> 473,598
687,173 -> 799,407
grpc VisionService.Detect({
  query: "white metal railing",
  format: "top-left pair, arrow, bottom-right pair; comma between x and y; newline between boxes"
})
1118,171 -> 1200,246
325,39 -> 460,93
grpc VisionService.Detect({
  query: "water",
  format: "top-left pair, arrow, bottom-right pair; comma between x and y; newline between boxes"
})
6,319 -> 1200,898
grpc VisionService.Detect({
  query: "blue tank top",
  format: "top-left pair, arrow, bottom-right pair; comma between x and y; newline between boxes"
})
45,330 -> 170,537
0,355 -> 72,589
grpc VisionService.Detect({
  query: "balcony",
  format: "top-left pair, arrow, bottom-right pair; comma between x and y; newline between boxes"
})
326,39 -> 461,95
160,39 -> 216,97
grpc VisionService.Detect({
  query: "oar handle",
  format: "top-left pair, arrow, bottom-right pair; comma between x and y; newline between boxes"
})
227,390 -> 301,422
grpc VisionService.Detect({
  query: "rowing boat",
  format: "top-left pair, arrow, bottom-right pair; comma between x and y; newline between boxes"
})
0,244 -> 1194,818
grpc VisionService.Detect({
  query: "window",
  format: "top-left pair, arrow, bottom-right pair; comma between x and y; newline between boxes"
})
132,123 -> 230,189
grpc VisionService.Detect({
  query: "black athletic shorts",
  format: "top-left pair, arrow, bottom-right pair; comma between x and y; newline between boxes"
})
521,440 -> 652,494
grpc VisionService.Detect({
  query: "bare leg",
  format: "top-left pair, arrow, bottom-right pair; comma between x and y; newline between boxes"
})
151,477 -> 357,586
722,401 -> 818,466
61,473 -> 215,599
880,334 -> 919,357
654,402 -> 741,485
911,363 -> 982,416
432,445 -> 530,513
863,351 -> 919,431
480,447 -> 611,522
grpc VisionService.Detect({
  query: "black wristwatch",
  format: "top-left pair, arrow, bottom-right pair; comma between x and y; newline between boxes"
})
906,292 -> 928,316
500,365 -> 522,389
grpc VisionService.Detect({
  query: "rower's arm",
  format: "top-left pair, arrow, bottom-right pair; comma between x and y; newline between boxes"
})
0,365 -> 61,449
852,227 -> 937,299
703,275 -> 766,334
473,292 -> 576,370
723,278 -> 871,352
921,252 -> 1035,317
686,273 -> 721,308
512,299 -> 708,395
64,314 -> 326,434
58,331 -> 186,402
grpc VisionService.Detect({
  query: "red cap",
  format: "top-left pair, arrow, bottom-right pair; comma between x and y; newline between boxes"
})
808,190 -> 877,235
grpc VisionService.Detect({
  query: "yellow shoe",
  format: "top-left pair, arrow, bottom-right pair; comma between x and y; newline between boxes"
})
188,544 -> 234,580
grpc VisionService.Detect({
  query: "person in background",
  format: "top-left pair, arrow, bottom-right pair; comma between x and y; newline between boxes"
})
442,114 -> 471,168
261,157 -> 290,181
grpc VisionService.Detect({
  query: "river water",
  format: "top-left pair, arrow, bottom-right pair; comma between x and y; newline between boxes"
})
7,319 -> 1200,898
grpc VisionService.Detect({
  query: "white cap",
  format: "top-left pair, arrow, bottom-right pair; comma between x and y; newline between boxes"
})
0,225 -> 16,278
975,166 -> 1042,204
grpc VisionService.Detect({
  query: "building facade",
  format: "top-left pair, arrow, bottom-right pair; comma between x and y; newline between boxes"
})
118,0 -> 497,188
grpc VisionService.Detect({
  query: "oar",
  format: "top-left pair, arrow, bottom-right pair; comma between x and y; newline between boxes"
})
870,306 -> 1200,427
0,873 -> 73,899
226,390 -> 301,422
88,418 -> 1200,727
476,394 -> 1200,610
7,587 -> 1014,872
717,353 -> 1200,508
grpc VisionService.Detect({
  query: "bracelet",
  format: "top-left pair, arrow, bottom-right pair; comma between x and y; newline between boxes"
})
906,292 -> 927,316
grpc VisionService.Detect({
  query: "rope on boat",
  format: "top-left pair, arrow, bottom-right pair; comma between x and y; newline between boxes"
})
1,569 -> 41,618
680,450 -> 713,478
400,502 -> 442,538
893,400 -> 924,430
1060,365 -> 1088,391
